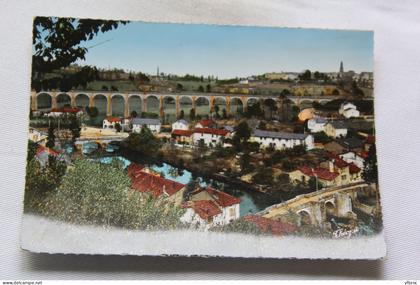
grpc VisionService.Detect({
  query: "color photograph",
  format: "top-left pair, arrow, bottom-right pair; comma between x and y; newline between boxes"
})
22,17 -> 383,258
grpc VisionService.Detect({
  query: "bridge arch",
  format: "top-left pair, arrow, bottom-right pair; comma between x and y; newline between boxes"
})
56,93 -> 71,108
111,94 -> 125,117
297,209 -> 312,226
92,94 -> 108,119
127,94 -> 142,117
214,97 -> 226,117
163,96 -> 176,122
75,93 -> 90,108
36,92 -> 52,110
325,200 -> 336,216
179,96 -> 193,118
195,96 -> 210,117
230,97 -> 244,114
145,95 -> 160,115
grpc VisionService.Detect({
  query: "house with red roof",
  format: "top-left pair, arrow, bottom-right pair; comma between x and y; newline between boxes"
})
195,119 -> 217,129
48,107 -> 83,117
192,128 -> 229,147
128,163 -> 186,206
320,153 -> 363,184
289,166 -> 340,187
171,129 -> 193,144
180,187 -> 241,230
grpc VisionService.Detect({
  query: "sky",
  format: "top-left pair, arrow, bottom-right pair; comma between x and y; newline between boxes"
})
76,21 -> 373,79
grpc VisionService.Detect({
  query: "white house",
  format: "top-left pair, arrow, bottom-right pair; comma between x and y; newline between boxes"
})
28,127 -> 48,145
307,116 -> 328,133
180,187 -> 240,230
339,102 -> 360,118
250,129 -> 314,150
192,128 -> 229,147
325,121 -> 348,138
103,116 -> 122,129
172,119 -> 189,131
339,151 -> 365,169
131,118 -> 161,133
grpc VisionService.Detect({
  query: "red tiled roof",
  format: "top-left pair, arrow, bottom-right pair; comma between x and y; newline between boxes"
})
326,152 -> 349,168
359,151 -> 369,159
199,119 -> 216,128
172,129 -> 192,136
349,163 -> 361,174
36,145 -> 59,156
243,215 -> 297,236
127,163 -> 145,179
189,200 -> 222,220
50,107 -> 81,113
105,116 -> 122,123
298,166 -> 339,181
193,128 -> 229,136
205,187 -> 241,207
131,171 -> 185,198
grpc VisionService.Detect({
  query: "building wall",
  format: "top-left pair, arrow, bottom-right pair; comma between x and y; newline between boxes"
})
172,121 -> 189,131
325,124 -> 347,138
307,119 -> 326,133
250,135 -> 314,151
192,132 -> 223,147
132,123 -> 161,133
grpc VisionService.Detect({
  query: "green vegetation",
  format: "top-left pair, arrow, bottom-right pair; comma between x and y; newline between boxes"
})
211,218 -> 262,235
124,126 -> 162,155
32,17 -> 128,91
362,144 -> 378,183
29,158 -> 185,230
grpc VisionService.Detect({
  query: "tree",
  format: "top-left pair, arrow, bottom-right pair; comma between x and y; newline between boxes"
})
86,106 -> 99,117
233,120 -> 251,149
32,17 -> 128,91
124,126 -> 161,155
299,69 -> 312,81
362,144 -> 378,183
115,122 -> 122,132
211,218 -> 262,235
239,152 -> 254,174
222,108 -> 227,119
206,84 -> 211,93
176,83 -> 184,91
46,126 -> 55,148
189,108 -> 196,121
131,110 -> 138,118
101,85 -> 109,91
257,121 -> 267,130
179,110 -> 185,120
68,114 -> 81,143
198,85 -> 204,92
40,158 -> 185,230
252,167 -> 274,185
24,153 -> 66,213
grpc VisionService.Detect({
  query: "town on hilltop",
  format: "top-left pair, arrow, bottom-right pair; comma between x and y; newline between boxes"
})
26,61 -> 380,237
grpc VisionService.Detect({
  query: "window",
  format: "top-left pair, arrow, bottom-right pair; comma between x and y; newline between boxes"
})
229,207 -> 235,217
341,175 -> 347,180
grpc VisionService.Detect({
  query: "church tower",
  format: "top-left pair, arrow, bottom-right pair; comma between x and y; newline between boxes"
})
339,61 -> 344,74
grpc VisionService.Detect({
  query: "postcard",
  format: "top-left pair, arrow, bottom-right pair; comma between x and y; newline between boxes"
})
21,16 -> 385,259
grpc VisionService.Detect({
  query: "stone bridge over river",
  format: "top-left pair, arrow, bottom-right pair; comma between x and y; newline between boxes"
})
259,182 -> 379,228
31,90 -> 340,118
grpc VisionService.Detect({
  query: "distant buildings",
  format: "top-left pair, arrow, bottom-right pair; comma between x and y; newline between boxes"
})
181,187 -> 240,230
325,121 -> 348,138
128,163 -> 185,206
131,118 -> 161,133
250,129 -> 314,151
172,119 -> 189,131
339,102 -> 360,118
103,116 -> 122,129
192,128 -> 229,147
307,116 -> 328,133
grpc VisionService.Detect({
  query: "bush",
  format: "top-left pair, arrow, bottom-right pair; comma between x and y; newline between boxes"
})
211,219 -> 262,235
40,158 -> 185,230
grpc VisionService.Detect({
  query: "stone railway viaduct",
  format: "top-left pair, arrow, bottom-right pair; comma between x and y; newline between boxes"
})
259,182 -> 379,228
31,91 -> 338,118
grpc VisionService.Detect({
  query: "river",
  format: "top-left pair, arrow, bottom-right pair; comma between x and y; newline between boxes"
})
96,155 -> 277,217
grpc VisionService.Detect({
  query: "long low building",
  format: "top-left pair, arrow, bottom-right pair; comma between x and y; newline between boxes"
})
250,129 -> 314,150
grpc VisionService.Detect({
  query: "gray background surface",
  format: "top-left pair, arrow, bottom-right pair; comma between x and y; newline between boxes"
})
1,0 -> 419,279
